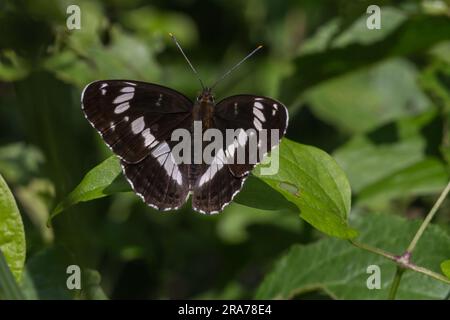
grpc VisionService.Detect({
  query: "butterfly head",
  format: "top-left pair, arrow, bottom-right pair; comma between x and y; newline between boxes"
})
197,87 -> 214,103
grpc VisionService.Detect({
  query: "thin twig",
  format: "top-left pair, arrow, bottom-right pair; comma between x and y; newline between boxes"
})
348,240 -> 397,261
407,263 -> 450,284
388,267 -> 405,300
406,180 -> 450,253
350,180 -> 450,299
349,240 -> 450,285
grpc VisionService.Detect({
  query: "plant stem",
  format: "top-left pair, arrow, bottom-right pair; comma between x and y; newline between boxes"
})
388,267 -> 405,299
348,240 -> 396,261
407,263 -> 450,284
349,180 -> 450,299
349,240 -> 450,285
406,180 -> 450,253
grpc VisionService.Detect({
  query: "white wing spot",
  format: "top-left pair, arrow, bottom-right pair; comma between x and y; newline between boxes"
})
121,87 -> 135,93
254,101 -> 264,110
199,174 -> 205,186
156,153 -> 167,165
100,83 -> 108,95
227,143 -> 236,158
237,130 -> 247,146
113,93 -> 134,104
253,118 -> 263,131
272,104 -> 279,116
152,142 -> 170,158
172,166 -> 183,185
114,102 -> 130,114
124,116 -> 129,122
253,108 -> 266,122
124,82 -> 136,86
155,151 -> 183,186
149,140 -> 159,148
216,148 -> 226,164
142,128 -> 156,147
164,155 -> 175,178
131,116 -> 145,134
198,161 -> 224,187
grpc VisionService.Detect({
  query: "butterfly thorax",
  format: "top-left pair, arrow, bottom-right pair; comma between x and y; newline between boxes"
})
193,88 -> 215,129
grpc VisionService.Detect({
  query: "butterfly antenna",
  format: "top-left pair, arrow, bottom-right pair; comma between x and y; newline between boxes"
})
169,33 -> 205,90
211,45 -> 263,90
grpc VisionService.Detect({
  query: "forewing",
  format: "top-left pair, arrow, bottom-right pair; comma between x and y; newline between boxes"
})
213,95 -> 288,177
81,80 -> 192,163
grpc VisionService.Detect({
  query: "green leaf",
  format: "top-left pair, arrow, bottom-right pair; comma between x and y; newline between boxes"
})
120,6 -> 198,46
420,60 -> 450,112
441,260 -> 450,279
22,247 -> 76,300
50,156 -> 129,221
358,158 -> 448,203
0,142 -> 44,184
281,15 -> 450,103
304,59 -> 430,133
22,248 -> 106,300
0,50 -> 29,82
332,7 -> 407,48
44,3 -> 161,88
256,214 -> 450,300
430,42 -> 450,65
333,134 -> 426,193
333,110 -> 449,204
217,203 -> 302,244
0,249 -> 25,300
0,174 -> 26,282
300,7 -> 407,55
234,175 -> 298,212
255,139 -> 358,239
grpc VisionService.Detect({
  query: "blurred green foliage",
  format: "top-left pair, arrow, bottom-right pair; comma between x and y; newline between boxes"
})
0,0 -> 450,299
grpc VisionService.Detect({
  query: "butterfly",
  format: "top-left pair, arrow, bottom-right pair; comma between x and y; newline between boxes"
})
81,35 -> 288,214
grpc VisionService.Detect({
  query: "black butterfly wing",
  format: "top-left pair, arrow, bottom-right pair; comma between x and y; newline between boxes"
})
82,80 -> 192,164
120,140 -> 191,211
191,162 -> 247,214
191,95 -> 288,214
213,95 -> 288,177
82,80 -> 192,210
